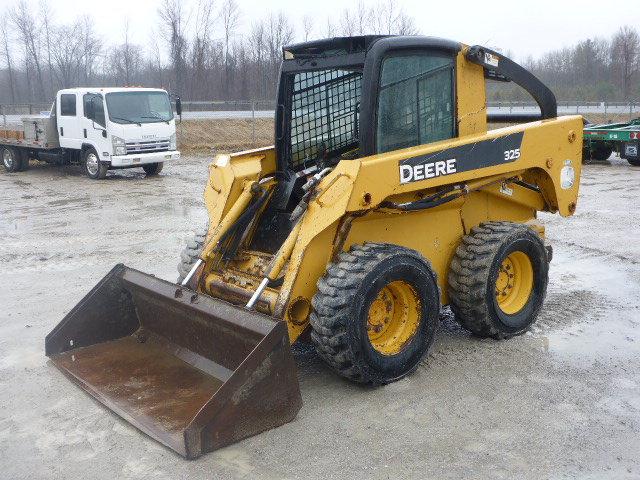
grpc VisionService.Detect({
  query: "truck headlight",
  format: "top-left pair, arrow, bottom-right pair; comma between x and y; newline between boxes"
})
169,133 -> 177,150
112,136 -> 127,156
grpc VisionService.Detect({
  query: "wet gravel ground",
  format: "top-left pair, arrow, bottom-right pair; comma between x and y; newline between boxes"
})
1,155 -> 639,479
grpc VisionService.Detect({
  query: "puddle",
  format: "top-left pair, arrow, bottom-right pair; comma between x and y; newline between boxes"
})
536,242 -> 640,365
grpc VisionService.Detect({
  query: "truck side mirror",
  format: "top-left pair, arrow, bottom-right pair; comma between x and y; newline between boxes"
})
175,97 -> 182,117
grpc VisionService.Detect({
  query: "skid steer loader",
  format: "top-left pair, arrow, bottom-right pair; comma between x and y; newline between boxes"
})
46,36 -> 582,458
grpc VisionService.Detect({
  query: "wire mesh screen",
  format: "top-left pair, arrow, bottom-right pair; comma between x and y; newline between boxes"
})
289,69 -> 362,170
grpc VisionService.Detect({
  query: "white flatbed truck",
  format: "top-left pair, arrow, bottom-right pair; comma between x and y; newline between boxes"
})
0,87 -> 181,179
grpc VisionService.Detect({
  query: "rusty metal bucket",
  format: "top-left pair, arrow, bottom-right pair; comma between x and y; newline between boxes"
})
45,264 -> 302,459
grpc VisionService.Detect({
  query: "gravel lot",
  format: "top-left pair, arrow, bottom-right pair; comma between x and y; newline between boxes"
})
1,155 -> 639,479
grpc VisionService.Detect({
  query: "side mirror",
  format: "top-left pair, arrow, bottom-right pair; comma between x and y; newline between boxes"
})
175,97 -> 182,117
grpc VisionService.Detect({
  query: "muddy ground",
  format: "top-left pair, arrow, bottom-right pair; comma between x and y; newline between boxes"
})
1,155 -> 639,479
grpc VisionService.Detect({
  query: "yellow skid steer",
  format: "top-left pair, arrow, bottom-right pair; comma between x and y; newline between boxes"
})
46,36 -> 582,458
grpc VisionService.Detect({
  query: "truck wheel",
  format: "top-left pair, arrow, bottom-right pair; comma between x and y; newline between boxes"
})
177,224 -> 209,283
143,162 -> 163,176
18,150 -> 30,171
448,222 -> 549,339
591,143 -> 613,162
310,243 -> 440,385
627,158 -> 640,166
2,147 -> 20,173
83,148 -> 108,179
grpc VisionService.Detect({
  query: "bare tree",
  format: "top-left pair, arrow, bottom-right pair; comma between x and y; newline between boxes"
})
370,0 -> 417,35
612,26 -> 640,99
266,13 -> 293,72
326,18 -> 335,38
249,21 -> 267,98
302,15 -> 313,42
50,21 -> 84,88
149,29 -> 164,88
354,1 -> 372,35
110,22 -> 143,87
258,12 -> 293,98
40,0 -> 55,97
339,9 -> 355,36
0,13 -> 16,103
80,15 -> 101,86
158,0 -> 189,95
393,11 -> 417,35
11,0 -> 46,100
221,0 -> 241,99
191,0 -> 215,99
122,20 -> 133,84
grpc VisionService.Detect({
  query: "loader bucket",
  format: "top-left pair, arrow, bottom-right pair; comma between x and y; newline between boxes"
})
45,264 -> 302,459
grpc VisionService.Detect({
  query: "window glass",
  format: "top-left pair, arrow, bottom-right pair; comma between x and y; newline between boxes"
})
105,91 -> 173,124
377,54 -> 454,153
60,94 -> 76,116
83,94 -> 106,127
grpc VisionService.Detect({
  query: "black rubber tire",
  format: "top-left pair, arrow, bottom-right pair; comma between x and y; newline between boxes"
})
591,143 -> 613,162
2,147 -> 20,173
143,162 -> 164,176
18,149 -> 30,171
627,158 -> 640,166
448,222 -> 549,339
581,145 -> 592,164
177,225 -> 209,283
310,243 -> 440,385
83,147 -> 108,179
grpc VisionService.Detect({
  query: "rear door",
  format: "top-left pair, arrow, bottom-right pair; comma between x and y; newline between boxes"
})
56,92 -> 82,149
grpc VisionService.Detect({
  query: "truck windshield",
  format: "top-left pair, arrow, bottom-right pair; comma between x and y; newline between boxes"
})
105,91 -> 173,124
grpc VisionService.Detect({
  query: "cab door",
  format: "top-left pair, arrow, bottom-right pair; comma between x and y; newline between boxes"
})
81,93 -> 109,156
56,92 -> 82,149
359,40 -> 458,156
374,52 -> 455,154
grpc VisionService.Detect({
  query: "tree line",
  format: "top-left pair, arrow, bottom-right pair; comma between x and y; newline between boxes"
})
0,0 -> 638,105
0,0 -> 416,104
489,26 -> 640,103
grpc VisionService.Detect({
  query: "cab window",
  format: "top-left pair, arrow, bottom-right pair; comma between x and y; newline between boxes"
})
83,94 -> 106,127
60,94 -> 76,116
376,53 -> 455,153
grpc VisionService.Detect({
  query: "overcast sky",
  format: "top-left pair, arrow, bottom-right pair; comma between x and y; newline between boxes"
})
12,0 -> 640,61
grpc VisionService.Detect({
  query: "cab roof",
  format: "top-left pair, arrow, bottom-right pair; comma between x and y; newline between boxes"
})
57,87 -> 168,95
283,35 -> 462,60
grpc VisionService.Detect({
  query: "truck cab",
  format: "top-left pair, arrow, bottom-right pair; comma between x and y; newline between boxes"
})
54,87 -> 181,178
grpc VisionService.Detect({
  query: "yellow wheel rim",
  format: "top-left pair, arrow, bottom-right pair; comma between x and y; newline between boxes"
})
495,251 -> 534,315
367,280 -> 421,356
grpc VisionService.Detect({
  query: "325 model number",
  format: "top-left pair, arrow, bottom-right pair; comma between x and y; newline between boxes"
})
504,148 -> 521,161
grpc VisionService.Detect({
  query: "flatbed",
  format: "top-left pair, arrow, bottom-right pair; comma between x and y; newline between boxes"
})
583,118 -> 640,165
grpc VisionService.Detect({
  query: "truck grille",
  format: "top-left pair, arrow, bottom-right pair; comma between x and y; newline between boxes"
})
126,139 -> 170,154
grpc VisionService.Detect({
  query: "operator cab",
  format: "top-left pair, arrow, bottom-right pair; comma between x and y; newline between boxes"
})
251,36 -> 463,252
276,36 -> 461,172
